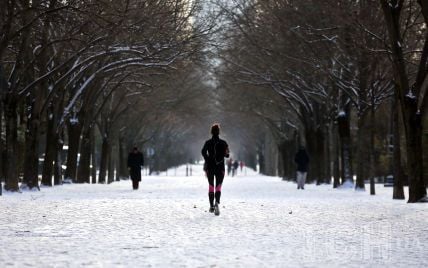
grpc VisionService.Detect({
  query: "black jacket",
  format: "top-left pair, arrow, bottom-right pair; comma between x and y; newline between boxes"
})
128,152 -> 144,181
294,149 -> 309,172
201,136 -> 229,171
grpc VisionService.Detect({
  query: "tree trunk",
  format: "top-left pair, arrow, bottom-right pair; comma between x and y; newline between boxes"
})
91,127 -> 97,183
338,109 -> 354,187
380,0 -> 427,202
65,121 -> 82,182
332,124 -> 340,188
98,137 -> 110,184
392,98 -> 405,199
315,127 -> 326,184
0,99 -> 3,187
355,114 -> 368,190
41,108 -> 55,186
305,126 -> 325,184
22,110 -> 41,190
324,125 -> 331,184
4,96 -> 19,191
76,126 -> 92,183
117,136 -> 128,181
258,144 -> 265,174
404,104 -> 426,202
369,106 -> 376,195
108,143 -> 115,184
279,141 -> 290,180
53,131 -> 64,185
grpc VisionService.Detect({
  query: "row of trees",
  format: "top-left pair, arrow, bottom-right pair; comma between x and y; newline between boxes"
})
1,0 -> 426,204
212,0 -> 427,202
0,0 -> 215,193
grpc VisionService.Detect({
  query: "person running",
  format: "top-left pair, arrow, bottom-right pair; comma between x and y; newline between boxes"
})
201,124 -> 230,216
127,146 -> 144,190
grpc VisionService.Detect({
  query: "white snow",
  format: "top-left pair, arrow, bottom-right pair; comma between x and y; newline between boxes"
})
69,117 -> 79,125
338,179 -> 354,189
405,90 -> 416,100
1,164 -> 427,267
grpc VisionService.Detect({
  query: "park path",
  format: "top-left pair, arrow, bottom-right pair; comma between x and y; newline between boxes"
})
1,165 -> 427,267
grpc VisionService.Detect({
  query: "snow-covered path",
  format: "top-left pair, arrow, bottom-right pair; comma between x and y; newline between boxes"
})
1,165 -> 427,268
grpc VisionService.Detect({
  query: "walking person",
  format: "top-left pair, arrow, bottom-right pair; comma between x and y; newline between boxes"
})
127,147 -> 144,190
227,158 -> 233,176
202,124 -> 230,216
294,146 -> 309,190
232,160 -> 239,176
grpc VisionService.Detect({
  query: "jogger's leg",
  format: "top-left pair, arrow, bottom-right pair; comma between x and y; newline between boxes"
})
214,170 -> 225,204
207,172 -> 215,207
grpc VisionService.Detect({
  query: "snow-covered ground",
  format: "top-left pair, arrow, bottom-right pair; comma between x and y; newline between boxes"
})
1,164 -> 427,268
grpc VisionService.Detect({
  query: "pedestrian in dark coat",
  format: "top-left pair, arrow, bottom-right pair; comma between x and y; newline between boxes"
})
232,160 -> 239,176
128,147 -> 144,190
295,146 -> 309,189
227,158 -> 233,176
201,123 -> 229,215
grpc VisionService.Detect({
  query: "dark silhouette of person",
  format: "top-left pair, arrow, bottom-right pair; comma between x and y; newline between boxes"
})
201,124 -> 229,215
294,146 -> 309,189
127,147 -> 144,190
227,158 -> 233,176
232,160 -> 239,176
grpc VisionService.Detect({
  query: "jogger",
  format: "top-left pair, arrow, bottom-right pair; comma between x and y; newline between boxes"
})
202,124 -> 229,215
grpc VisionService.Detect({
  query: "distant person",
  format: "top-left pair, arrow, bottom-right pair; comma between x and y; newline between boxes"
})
127,147 -> 144,190
227,158 -> 233,176
294,146 -> 309,190
240,161 -> 244,172
201,123 -> 230,216
232,160 -> 239,176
